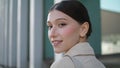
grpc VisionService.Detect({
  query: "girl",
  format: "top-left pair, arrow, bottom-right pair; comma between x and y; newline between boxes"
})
47,0 -> 106,68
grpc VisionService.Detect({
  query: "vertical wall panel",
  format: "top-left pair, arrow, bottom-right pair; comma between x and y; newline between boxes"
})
8,0 -> 17,67
0,0 -> 6,67
43,0 -> 54,60
29,0 -> 43,68
80,0 -> 101,55
4,0 -> 9,67
17,0 -> 29,68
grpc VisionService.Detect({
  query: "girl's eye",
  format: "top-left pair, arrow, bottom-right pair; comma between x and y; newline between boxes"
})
47,25 -> 53,30
59,23 -> 67,28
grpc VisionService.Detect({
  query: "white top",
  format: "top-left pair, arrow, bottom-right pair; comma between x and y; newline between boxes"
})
50,42 -> 106,68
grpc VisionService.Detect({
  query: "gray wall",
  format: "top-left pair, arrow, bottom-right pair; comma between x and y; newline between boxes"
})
0,0 -> 44,68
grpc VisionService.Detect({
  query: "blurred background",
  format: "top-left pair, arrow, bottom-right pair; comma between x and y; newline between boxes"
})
0,0 -> 120,68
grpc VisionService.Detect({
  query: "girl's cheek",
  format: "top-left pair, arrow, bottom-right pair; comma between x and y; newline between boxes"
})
60,27 -> 76,36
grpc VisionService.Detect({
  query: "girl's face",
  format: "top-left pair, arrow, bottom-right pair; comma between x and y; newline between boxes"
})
47,10 -> 82,53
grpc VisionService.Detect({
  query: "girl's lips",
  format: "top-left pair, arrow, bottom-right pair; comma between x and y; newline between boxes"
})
52,40 -> 63,46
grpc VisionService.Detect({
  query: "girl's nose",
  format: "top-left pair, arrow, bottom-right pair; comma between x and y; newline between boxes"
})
49,27 -> 58,38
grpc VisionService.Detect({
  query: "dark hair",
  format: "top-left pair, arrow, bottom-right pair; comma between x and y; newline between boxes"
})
49,0 -> 92,38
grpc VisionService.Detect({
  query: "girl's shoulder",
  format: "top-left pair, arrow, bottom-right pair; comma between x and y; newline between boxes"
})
50,56 -> 74,68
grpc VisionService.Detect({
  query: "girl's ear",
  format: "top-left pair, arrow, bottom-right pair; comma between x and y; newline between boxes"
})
79,22 -> 89,38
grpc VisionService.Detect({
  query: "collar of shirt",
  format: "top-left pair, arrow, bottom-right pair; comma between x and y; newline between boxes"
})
64,42 -> 95,57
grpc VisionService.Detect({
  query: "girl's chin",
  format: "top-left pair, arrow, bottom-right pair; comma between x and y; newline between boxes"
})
54,51 -> 62,54
54,48 -> 68,54
54,50 -> 64,54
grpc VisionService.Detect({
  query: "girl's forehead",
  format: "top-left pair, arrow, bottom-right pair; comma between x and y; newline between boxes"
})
47,10 -> 74,22
48,10 -> 68,18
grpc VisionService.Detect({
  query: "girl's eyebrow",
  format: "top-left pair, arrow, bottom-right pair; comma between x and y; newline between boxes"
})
55,18 -> 67,21
47,18 -> 67,24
